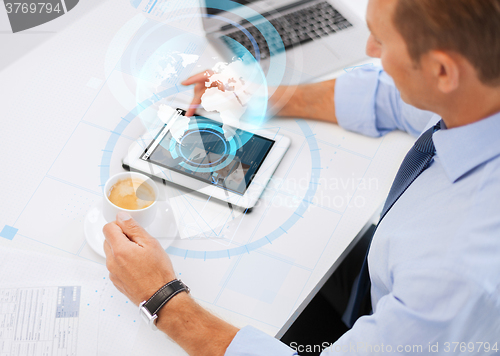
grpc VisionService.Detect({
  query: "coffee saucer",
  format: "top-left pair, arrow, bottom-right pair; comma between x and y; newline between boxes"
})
84,199 -> 179,258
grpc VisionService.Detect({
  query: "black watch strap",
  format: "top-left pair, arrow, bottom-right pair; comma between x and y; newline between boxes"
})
143,279 -> 189,316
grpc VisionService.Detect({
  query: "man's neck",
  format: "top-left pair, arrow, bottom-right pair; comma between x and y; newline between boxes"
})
438,84 -> 500,129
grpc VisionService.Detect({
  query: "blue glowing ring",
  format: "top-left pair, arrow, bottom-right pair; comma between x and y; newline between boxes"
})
100,87 -> 320,260
178,129 -> 228,166
169,121 -> 238,173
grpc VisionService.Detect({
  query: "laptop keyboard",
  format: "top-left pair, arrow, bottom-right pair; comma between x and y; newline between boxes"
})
222,1 -> 353,60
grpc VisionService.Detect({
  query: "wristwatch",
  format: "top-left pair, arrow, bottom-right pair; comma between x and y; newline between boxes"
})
139,279 -> 190,330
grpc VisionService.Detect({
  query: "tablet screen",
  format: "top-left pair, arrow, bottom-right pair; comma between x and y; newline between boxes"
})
142,116 -> 274,195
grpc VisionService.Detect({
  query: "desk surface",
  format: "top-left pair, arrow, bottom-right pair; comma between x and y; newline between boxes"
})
0,0 -> 414,354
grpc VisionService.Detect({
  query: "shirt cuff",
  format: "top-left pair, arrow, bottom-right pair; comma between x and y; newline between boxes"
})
225,326 -> 298,356
334,66 -> 384,137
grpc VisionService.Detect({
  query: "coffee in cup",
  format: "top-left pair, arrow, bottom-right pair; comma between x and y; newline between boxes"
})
107,178 -> 155,210
102,172 -> 160,227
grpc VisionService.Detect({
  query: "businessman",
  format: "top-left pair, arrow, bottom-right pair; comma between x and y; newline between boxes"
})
103,0 -> 500,354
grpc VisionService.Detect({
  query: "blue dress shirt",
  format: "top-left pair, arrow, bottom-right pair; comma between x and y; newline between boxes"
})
225,66 -> 500,355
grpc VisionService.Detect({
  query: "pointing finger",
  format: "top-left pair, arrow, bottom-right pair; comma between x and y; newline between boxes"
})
103,222 -> 129,250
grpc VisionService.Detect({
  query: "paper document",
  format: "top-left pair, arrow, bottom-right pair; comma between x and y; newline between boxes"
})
0,247 -> 189,356
0,286 -> 81,356
0,248 -> 103,356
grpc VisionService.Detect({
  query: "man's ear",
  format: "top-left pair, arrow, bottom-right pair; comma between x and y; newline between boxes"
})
428,51 -> 460,94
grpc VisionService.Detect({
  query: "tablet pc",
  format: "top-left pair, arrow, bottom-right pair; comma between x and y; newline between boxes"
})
123,109 -> 290,210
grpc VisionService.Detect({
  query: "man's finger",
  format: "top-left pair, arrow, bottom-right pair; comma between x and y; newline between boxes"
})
186,99 -> 202,116
186,89 -> 204,117
103,239 -> 113,258
103,222 -> 130,250
186,105 -> 197,117
115,212 -> 152,246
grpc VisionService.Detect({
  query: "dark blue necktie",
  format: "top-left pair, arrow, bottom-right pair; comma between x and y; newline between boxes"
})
347,120 -> 442,327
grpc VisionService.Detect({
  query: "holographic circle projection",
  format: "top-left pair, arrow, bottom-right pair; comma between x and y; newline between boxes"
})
100,90 -> 320,259
179,130 -> 228,166
168,118 -> 240,173
101,0 -> 318,259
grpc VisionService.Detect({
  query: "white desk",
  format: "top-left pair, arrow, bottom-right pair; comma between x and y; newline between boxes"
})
0,0 -> 414,354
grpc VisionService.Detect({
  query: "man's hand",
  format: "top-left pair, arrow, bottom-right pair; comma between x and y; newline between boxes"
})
182,70 -> 222,117
103,212 -> 239,356
103,212 -> 176,305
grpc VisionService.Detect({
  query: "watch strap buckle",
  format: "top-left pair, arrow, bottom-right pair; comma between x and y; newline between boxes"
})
139,301 -> 158,330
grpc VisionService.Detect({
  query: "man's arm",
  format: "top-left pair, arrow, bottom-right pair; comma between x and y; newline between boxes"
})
334,66 -> 434,137
321,267 -> 500,355
103,213 -> 238,356
269,67 -> 435,137
182,66 -> 434,137
182,71 -> 338,123
268,80 -> 338,123
156,293 -> 238,355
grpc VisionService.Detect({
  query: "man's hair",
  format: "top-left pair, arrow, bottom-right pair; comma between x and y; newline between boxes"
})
393,0 -> 500,86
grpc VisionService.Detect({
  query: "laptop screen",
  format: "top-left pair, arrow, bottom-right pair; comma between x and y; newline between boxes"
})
205,0 -> 262,15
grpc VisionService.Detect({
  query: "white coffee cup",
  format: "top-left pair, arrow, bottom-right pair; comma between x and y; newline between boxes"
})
103,172 -> 159,227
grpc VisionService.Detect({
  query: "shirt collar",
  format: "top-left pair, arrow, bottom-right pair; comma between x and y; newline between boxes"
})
433,111 -> 500,183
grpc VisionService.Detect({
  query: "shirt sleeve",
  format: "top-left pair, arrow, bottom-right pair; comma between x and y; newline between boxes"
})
224,270 -> 499,356
320,268 -> 500,355
225,326 -> 298,356
334,66 -> 434,138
